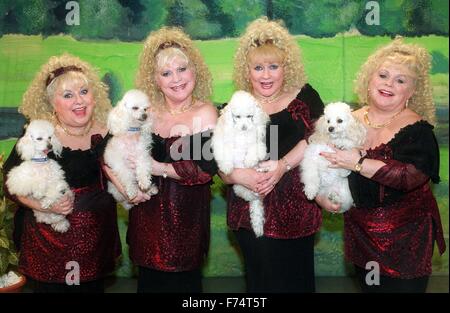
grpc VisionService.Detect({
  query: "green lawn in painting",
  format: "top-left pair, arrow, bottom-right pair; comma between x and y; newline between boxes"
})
0,34 -> 448,107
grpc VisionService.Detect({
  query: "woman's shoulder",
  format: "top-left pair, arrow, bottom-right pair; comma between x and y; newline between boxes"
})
192,101 -> 218,126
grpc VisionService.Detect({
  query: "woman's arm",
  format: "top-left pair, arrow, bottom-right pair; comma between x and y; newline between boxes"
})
151,160 -> 181,180
15,194 -> 74,215
320,148 -> 385,179
102,163 -> 151,204
219,168 -> 268,193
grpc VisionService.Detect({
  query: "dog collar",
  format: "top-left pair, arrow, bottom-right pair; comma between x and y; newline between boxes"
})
31,157 -> 49,163
128,127 -> 141,132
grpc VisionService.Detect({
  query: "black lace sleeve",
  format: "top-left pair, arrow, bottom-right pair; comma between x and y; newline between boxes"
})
297,83 -> 325,121
184,129 -> 218,176
390,121 -> 440,183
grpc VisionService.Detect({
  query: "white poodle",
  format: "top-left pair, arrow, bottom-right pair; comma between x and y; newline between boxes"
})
212,90 -> 269,237
104,89 -> 158,210
300,102 -> 366,213
6,120 -> 72,232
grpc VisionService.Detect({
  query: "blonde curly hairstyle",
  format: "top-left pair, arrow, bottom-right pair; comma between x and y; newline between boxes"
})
355,37 -> 436,125
19,53 -> 111,124
135,27 -> 212,111
234,17 -> 307,93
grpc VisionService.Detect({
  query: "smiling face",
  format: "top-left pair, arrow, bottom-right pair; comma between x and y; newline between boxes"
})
49,72 -> 95,128
155,48 -> 196,105
248,44 -> 285,98
368,60 -> 416,112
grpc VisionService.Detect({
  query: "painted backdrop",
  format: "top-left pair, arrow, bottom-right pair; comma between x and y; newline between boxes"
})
0,0 -> 448,277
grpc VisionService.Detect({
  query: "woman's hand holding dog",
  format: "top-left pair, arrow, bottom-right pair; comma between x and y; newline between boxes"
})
315,194 -> 341,214
48,194 -> 74,215
255,160 -> 286,196
16,194 -> 74,215
223,168 -> 267,194
320,147 -> 361,170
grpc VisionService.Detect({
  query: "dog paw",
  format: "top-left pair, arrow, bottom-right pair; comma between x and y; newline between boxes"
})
52,219 -> 70,233
303,185 -> 318,200
138,179 -> 151,191
121,202 -> 134,210
148,185 -> 158,195
328,192 -> 341,204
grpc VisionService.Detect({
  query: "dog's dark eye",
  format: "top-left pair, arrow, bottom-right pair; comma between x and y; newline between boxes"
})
246,115 -> 253,118
48,136 -> 51,139
144,108 -> 147,112
337,119 -> 343,123
327,119 -> 330,123
36,137 -> 43,141
236,115 -> 241,118
132,107 -> 138,110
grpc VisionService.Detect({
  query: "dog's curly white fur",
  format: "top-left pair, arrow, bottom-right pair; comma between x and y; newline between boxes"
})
104,89 -> 158,210
212,91 -> 269,236
6,120 -> 72,232
300,102 -> 367,213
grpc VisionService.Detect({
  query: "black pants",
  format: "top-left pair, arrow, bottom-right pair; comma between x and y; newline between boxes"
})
137,266 -> 202,293
234,228 -> 316,293
30,278 -> 105,293
354,266 -> 429,293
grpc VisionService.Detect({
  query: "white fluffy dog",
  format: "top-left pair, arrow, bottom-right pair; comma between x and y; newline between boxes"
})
300,102 -> 366,213
212,90 -> 269,237
104,89 -> 158,210
6,120 -> 72,232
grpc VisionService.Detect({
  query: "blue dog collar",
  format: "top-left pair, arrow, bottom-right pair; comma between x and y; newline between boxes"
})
31,157 -> 48,163
128,127 -> 141,132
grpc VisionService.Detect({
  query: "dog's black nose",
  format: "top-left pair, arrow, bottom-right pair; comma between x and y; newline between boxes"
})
141,113 -> 147,120
242,125 -> 247,131
328,126 -> 334,132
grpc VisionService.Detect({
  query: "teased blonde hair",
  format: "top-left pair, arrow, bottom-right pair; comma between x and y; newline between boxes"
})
20,53 -> 111,124
135,27 -> 212,111
234,17 -> 307,93
355,37 -> 435,125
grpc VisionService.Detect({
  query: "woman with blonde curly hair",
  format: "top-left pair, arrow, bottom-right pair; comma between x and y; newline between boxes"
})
126,27 -> 218,293
319,38 -> 446,292
220,17 -> 325,292
3,54 -> 121,292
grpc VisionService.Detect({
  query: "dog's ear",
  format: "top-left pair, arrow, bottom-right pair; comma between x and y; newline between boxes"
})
51,133 -> 63,157
221,105 -> 234,131
347,116 -> 367,146
309,115 -> 328,144
108,100 -> 129,135
16,133 -> 34,160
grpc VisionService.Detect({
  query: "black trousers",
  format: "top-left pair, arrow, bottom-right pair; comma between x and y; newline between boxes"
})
354,266 -> 429,293
234,228 -> 316,293
137,266 -> 202,293
30,278 -> 105,293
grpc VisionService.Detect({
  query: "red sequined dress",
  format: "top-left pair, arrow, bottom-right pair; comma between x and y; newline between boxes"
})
227,84 -> 324,238
127,130 -> 217,271
3,134 -> 121,283
345,121 -> 446,278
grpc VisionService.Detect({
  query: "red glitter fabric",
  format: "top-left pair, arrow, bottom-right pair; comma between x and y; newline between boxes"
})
5,134 -> 121,283
345,130 -> 446,278
18,186 -> 121,282
227,93 -> 322,238
127,135 -> 213,271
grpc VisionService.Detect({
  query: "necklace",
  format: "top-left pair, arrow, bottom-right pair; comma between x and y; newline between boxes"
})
55,115 -> 93,137
166,98 -> 195,115
254,90 -> 283,106
363,107 -> 406,129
